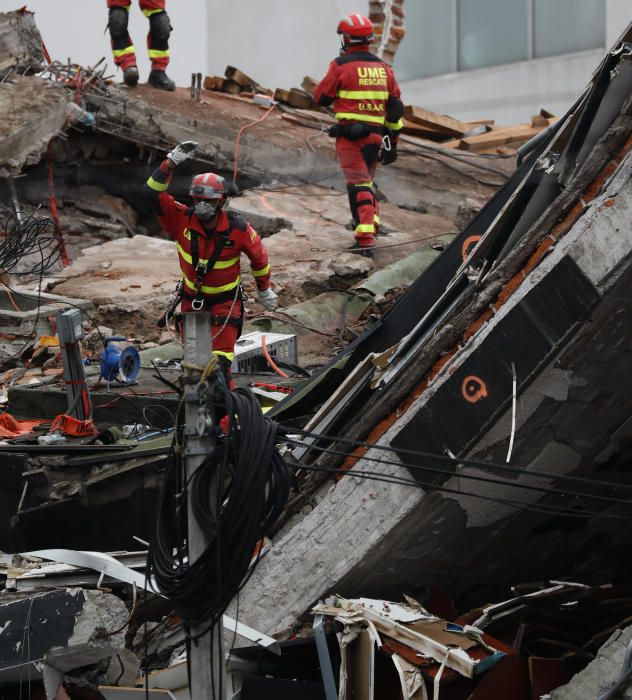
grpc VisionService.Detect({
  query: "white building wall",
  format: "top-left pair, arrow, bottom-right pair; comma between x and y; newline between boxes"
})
399,0 -> 630,125
205,0 -> 367,90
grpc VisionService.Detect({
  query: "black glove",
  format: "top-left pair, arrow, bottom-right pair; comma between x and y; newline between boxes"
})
381,141 -> 398,165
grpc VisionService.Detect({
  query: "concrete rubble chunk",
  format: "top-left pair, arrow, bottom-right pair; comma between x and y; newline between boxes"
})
0,10 -> 45,74
0,588 -> 129,682
549,624 -> 632,699
0,75 -> 68,176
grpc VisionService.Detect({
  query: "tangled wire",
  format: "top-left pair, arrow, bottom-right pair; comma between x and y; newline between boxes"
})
148,386 -> 290,636
0,206 -> 62,275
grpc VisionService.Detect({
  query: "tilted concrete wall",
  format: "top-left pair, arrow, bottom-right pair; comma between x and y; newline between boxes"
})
230,147 -> 632,638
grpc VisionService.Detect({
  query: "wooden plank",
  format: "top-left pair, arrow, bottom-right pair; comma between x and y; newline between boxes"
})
465,118 -> 495,127
273,88 -> 290,103
224,65 -> 256,88
221,79 -> 242,95
531,114 -> 558,128
287,88 -> 314,110
203,75 -> 223,91
403,104 -> 470,137
458,124 -> 542,152
402,118 -> 447,141
301,75 -> 319,94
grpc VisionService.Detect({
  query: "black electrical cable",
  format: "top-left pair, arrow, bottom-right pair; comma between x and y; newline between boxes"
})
0,206 -> 61,275
282,436 -> 632,509
295,463 -> 632,521
148,387 -> 290,635
280,425 -> 632,494
273,360 -> 311,378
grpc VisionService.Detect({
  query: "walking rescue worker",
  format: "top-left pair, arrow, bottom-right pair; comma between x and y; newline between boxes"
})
314,13 -> 404,254
144,140 -> 278,375
106,0 -> 175,91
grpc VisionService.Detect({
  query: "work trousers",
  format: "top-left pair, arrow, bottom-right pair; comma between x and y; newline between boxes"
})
106,0 -> 170,72
335,132 -> 383,247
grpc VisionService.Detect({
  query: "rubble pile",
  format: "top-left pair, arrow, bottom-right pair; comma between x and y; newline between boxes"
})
0,5 -> 631,699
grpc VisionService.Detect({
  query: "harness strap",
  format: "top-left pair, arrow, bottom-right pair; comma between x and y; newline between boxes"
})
190,229 -> 230,289
181,288 -> 240,306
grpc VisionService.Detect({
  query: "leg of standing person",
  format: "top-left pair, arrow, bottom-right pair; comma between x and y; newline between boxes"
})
140,0 -> 176,91
336,133 -> 382,250
106,0 -> 139,86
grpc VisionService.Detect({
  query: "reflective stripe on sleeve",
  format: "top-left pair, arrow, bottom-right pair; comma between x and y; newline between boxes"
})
385,118 -> 404,132
252,263 -> 271,278
147,176 -> 169,192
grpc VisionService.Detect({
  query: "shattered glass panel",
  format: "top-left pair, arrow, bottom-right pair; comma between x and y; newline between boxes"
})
394,0 -> 454,80
458,0 -> 528,70
534,0 -> 605,58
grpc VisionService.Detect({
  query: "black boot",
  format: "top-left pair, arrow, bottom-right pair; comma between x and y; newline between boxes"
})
123,66 -> 139,87
148,70 -> 175,91
349,240 -> 375,259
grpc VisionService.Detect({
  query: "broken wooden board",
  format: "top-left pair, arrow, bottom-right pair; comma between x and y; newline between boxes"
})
301,76 -> 319,95
401,118 -> 448,141
403,104 -> 470,138
465,119 -> 496,127
273,87 -> 290,103
203,75 -> 223,91
287,88 -> 314,110
530,114 -> 558,128
222,79 -> 242,95
443,124 -> 542,152
224,65 -> 256,88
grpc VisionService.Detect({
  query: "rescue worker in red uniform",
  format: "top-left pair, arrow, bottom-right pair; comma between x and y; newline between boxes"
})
314,13 -> 404,254
106,0 -> 175,90
144,141 -> 278,375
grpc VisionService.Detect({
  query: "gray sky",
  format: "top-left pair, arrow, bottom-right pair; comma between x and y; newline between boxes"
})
0,1 -> 208,86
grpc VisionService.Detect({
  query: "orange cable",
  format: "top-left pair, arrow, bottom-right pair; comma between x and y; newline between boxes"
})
0,280 -> 20,312
261,334 -> 288,378
233,105 -> 277,182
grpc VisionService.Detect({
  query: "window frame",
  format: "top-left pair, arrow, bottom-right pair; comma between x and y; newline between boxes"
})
451,0 -> 603,72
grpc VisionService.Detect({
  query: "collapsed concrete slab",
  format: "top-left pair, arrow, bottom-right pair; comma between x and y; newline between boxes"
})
0,588 -> 128,684
0,9 -> 45,75
230,37 -> 632,638
0,75 -> 67,176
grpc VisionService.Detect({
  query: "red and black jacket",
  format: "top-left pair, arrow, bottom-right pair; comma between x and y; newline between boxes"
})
144,162 -> 271,304
314,47 -> 404,135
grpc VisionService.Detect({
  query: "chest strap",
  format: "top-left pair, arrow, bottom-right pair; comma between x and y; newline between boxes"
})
190,228 -> 230,310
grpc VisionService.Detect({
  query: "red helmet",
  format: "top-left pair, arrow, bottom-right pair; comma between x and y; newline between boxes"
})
337,13 -> 374,47
189,172 -> 227,201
